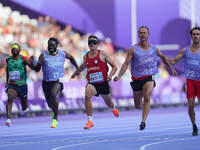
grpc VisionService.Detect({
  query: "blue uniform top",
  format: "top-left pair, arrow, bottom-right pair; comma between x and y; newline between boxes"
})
42,50 -> 65,81
131,44 -> 158,77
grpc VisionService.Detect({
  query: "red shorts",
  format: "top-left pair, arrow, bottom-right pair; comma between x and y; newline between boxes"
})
186,79 -> 200,99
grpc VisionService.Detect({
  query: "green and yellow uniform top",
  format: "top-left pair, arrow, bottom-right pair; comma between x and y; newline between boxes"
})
7,55 -> 27,86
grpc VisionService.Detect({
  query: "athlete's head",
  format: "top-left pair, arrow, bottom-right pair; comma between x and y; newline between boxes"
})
10,43 -> 21,56
48,37 -> 59,54
190,26 -> 200,44
138,26 -> 149,42
88,35 -> 99,51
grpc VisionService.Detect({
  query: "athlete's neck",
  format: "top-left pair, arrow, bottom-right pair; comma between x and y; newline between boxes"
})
49,50 -> 58,56
12,55 -> 20,60
89,49 -> 98,56
138,41 -> 149,50
192,42 -> 200,49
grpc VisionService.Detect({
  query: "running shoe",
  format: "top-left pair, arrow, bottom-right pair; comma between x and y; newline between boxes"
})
51,119 -> 58,128
112,108 -> 119,117
139,122 -> 146,130
84,120 -> 94,129
5,119 -> 11,127
192,124 -> 198,136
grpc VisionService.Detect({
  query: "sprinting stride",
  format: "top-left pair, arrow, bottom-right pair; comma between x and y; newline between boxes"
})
114,26 -> 176,130
31,37 -> 78,128
71,35 -> 119,129
168,26 -> 200,136
5,43 -> 35,127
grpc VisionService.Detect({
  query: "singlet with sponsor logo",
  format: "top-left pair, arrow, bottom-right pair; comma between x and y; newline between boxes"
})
7,55 -> 27,86
131,44 -> 158,77
42,50 -> 65,81
183,46 -> 200,81
86,50 -> 108,83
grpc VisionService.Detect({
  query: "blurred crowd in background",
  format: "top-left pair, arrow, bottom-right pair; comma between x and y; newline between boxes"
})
0,3 -> 170,83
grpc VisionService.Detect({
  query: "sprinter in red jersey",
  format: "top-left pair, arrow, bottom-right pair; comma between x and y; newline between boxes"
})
71,35 -> 119,129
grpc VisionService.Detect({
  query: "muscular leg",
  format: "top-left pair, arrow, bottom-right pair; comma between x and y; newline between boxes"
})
133,91 -> 143,109
101,93 -> 114,109
6,88 -> 18,119
43,91 -> 53,109
85,84 -> 97,117
142,81 -> 154,123
49,82 -> 62,120
187,98 -> 196,125
19,97 -> 28,111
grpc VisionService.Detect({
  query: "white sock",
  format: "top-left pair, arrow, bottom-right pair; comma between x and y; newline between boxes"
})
88,116 -> 93,122
6,119 -> 11,123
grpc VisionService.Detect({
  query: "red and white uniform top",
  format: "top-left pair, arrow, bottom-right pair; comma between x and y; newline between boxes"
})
86,50 -> 108,83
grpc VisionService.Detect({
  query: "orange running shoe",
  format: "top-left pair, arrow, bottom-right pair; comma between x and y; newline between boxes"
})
84,120 -> 94,129
112,108 -> 119,117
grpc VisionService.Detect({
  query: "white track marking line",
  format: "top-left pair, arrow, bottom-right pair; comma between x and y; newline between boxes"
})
140,137 -> 198,150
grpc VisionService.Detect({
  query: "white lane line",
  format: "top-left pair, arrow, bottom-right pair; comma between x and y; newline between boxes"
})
140,137 -> 198,150
51,133 -> 196,150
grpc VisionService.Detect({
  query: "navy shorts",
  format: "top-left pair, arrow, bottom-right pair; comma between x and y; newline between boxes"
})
6,84 -> 28,99
130,76 -> 156,92
88,81 -> 110,97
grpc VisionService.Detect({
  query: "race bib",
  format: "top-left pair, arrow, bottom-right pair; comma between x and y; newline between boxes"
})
9,71 -> 20,80
89,72 -> 104,83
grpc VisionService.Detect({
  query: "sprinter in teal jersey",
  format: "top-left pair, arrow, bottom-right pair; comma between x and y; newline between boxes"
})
5,43 -> 34,127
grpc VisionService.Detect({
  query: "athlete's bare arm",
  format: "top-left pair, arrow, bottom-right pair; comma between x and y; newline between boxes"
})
157,49 -> 177,76
22,56 -> 35,70
168,48 -> 185,65
101,51 -> 117,81
71,55 -> 86,79
32,54 -> 44,72
64,51 -> 78,70
5,58 -> 9,88
114,47 -> 134,81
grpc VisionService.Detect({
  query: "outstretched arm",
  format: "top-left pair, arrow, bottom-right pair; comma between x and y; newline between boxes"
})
71,55 -> 86,79
65,51 -> 78,70
31,54 -> 44,72
167,48 -> 185,65
157,49 -> 177,76
114,47 -> 134,81
22,56 -> 36,70
101,51 -> 117,81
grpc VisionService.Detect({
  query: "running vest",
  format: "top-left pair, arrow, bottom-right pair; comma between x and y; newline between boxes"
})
183,46 -> 200,81
131,44 -> 158,77
42,50 -> 65,81
7,55 -> 26,86
86,50 -> 108,83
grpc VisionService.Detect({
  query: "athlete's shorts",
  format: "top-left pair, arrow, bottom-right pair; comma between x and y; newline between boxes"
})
130,76 -> 156,92
6,84 -> 28,99
88,81 -> 110,97
42,80 -> 63,94
186,79 -> 200,99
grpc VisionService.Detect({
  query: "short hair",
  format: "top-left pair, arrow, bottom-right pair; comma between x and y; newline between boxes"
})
190,26 -> 200,35
48,37 -> 59,45
138,26 -> 150,34
88,35 -> 99,41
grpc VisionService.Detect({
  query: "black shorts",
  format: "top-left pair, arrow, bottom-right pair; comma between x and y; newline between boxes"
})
88,81 -> 110,97
130,76 -> 156,92
6,84 -> 28,99
42,80 -> 63,94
